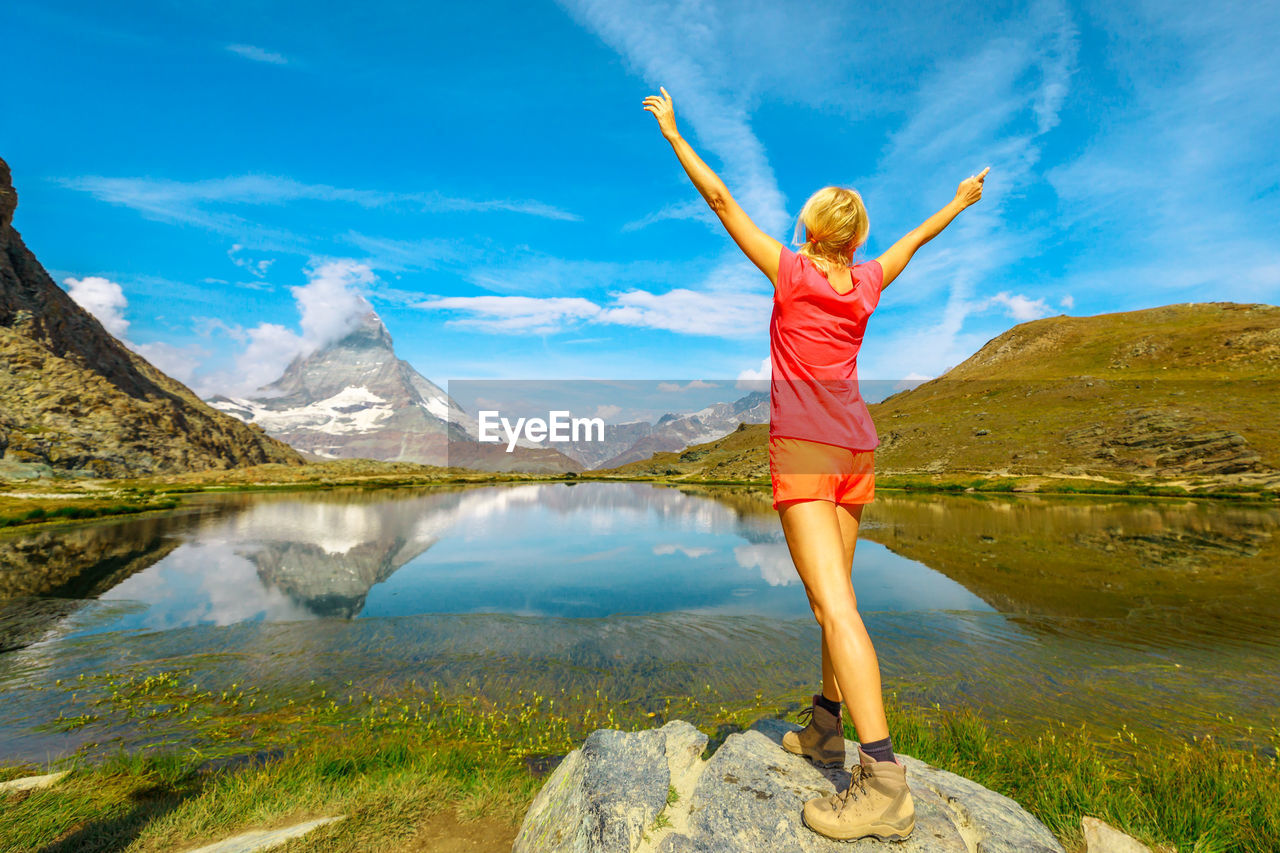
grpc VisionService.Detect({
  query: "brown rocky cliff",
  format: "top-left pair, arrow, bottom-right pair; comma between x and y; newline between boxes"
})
0,155 -> 303,477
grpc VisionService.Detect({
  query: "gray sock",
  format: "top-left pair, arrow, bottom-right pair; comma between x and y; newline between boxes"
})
814,693 -> 841,717
860,735 -> 895,764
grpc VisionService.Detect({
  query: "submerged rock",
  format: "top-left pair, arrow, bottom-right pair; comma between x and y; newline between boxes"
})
514,719 -> 1064,853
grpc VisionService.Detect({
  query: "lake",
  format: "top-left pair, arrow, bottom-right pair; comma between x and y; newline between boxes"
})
1,482 -> 1277,763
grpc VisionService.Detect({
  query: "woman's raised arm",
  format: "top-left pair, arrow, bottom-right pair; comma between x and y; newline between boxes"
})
876,167 -> 990,290
644,87 -> 784,289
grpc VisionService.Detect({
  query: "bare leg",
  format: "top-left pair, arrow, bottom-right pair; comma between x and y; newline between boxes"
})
820,631 -> 841,703
780,499 -> 888,743
820,502 -> 863,704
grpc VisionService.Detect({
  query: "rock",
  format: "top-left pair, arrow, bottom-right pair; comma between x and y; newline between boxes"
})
180,816 -> 344,853
0,770 -> 69,792
0,155 -> 303,478
514,719 -> 1064,852
513,720 -> 706,852
1081,816 -> 1154,852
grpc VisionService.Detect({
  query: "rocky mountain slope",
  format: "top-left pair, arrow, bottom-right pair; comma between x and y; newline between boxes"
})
604,302 -> 1280,489
0,156 -> 303,479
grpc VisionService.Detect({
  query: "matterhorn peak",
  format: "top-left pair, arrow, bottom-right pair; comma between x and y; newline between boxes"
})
207,312 -> 469,463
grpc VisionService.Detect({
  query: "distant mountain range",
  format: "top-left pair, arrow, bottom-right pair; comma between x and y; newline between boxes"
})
552,392 -> 769,469
208,310 -> 768,471
0,156 -> 301,479
15,144 -> 1265,488
605,302 -> 1280,490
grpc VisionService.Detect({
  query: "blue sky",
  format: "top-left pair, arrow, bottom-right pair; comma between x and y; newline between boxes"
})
6,0 -> 1279,400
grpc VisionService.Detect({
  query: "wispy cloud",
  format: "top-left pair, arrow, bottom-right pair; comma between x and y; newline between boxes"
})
597,288 -> 769,337
416,295 -> 601,334
57,174 -> 581,237
415,286 -> 770,338
460,254 -> 686,297
227,244 -> 274,278
621,198 -> 716,232
858,0 -> 1079,378
558,0 -> 789,238
1045,0 -> 1280,303
225,44 -> 289,65
341,231 -> 463,273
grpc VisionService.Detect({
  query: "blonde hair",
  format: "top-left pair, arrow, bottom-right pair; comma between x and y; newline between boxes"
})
791,186 -> 870,277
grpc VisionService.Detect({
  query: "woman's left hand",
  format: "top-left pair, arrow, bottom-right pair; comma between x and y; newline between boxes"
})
954,167 -> 990,209
643,87 -> 680,141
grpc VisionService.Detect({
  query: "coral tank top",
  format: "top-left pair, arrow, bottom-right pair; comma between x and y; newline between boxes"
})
769,245 -> 883,450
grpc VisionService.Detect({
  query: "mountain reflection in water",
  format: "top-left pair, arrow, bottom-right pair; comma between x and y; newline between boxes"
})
1,482 -> 1278,762
0,483 -> 992,640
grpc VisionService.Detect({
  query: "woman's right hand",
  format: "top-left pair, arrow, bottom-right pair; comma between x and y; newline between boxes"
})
643,87 -> 680,141
954,167 -> 990,208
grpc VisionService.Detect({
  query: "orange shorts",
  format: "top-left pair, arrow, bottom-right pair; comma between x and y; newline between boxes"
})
768,436 -> 875,510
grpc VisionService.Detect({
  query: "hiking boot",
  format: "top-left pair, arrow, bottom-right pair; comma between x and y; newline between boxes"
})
781,695 -> 845,769
801,744 -> 915,842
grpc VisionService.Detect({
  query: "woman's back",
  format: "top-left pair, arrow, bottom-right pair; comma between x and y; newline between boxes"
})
769,245 -> 883,450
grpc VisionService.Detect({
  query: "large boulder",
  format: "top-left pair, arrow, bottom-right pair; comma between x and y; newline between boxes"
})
514,719 -> 1064,853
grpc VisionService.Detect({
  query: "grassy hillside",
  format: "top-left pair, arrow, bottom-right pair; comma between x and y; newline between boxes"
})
600,303 -> 1280,494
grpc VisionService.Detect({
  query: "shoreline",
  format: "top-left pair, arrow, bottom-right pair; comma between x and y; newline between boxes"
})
2,466 -> 1277,533
0,676 -> 1274,852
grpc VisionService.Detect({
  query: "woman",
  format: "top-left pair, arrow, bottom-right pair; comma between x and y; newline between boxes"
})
644,87 -> 988,843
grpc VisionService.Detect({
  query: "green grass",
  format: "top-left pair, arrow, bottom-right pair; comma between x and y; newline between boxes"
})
0,500 -> 179,528
878,696 -> 1279,853
3,672 -> 1277,852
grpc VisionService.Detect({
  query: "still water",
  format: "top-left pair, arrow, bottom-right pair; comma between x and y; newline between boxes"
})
1,482 -> 1277,762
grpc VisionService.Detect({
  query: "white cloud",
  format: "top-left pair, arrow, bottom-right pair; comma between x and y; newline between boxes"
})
63,275 -> 210,387
203,260 -> 378,396
733,543 -> 799,587
986,291 -> 1052,322
736,356 -> 770,387
293,260 -> 374,350
594,404 -> 622,419
64,276 -> 130,338
1060,294 -> 1075,310
225,44 -> 289,65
